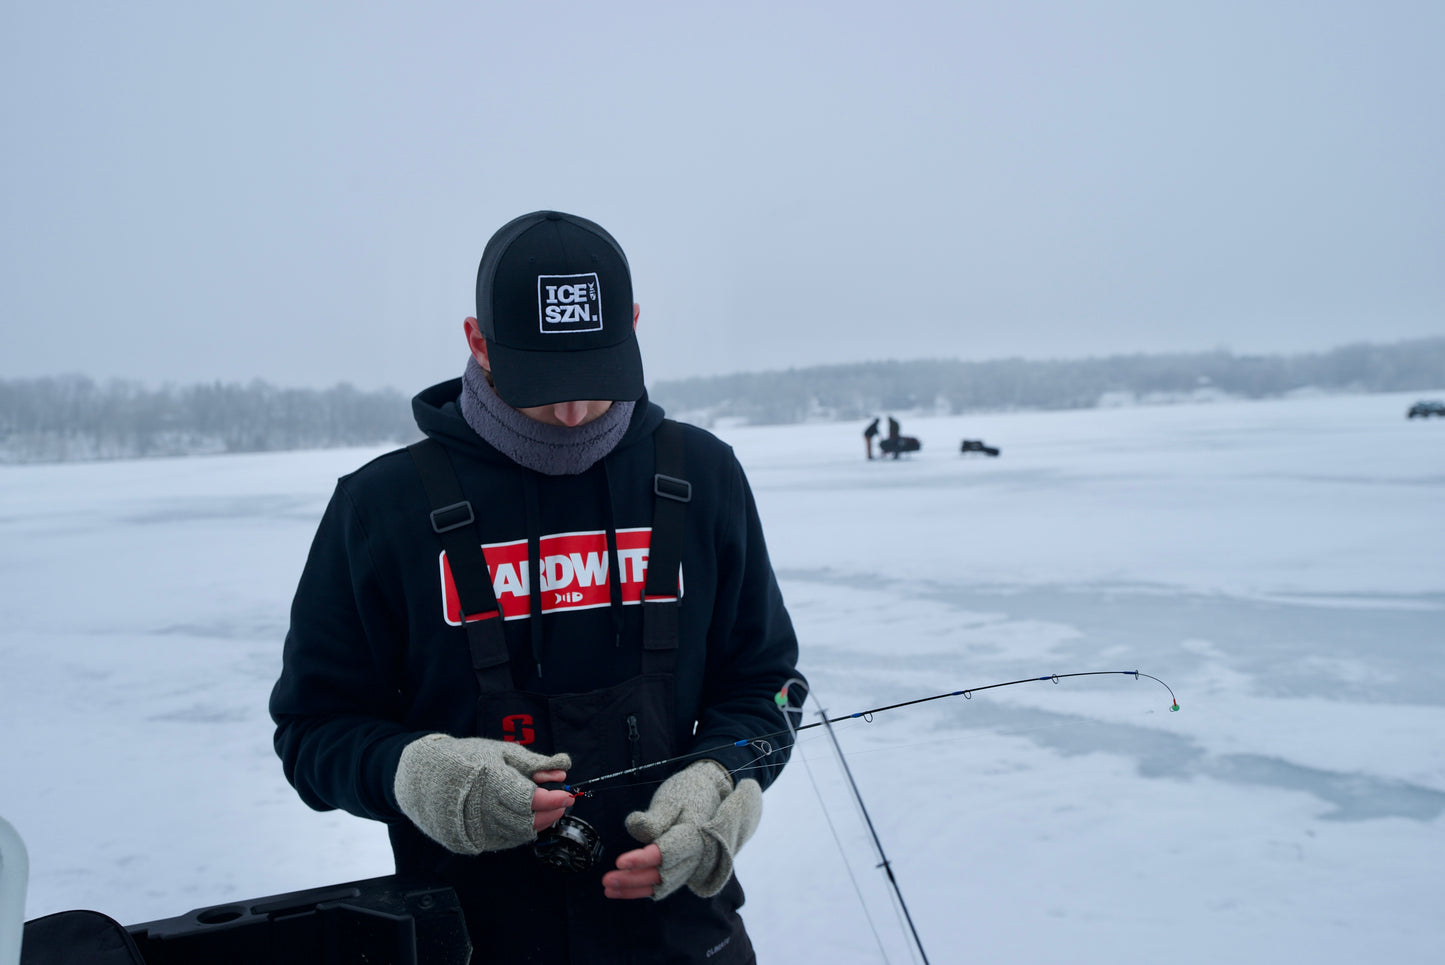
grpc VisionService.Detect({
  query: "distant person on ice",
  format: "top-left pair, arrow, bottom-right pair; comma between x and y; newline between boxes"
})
879,416 -> 920,459
863,417 -> 879,459
886,415 -> 902,459
271,210 -> 804,964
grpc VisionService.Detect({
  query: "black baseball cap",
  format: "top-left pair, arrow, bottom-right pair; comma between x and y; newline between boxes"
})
475,210 -> 643,408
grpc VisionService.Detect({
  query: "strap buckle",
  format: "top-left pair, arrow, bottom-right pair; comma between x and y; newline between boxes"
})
653,474 -> 691,503
430,500 -> 475,534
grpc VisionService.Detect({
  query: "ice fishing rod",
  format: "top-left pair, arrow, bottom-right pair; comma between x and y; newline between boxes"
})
564,670 -> 1179,797
534,670 -> 1178,874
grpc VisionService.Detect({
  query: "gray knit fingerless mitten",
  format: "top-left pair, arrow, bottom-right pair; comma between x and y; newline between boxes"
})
624,759 -> 763,900
394,734 -> 571,855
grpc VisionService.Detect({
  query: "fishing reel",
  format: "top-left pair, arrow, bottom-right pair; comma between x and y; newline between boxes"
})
534,813 -> 603,872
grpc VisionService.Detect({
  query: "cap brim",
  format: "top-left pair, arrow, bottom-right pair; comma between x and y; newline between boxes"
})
486,336 -> 644,408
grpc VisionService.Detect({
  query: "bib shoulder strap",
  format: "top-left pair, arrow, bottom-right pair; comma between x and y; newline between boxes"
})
406,439 -> 512,693
642,420 -> 688,672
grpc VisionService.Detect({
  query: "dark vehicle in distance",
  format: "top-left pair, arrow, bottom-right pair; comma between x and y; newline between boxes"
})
1407,400 -> 1445,418
879,435 -> 921,456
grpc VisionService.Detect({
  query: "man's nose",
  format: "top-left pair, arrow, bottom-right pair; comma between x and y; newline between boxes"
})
553,401 -> 589,427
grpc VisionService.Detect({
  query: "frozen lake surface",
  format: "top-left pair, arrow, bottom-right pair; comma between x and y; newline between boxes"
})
2,390 -> 1442,963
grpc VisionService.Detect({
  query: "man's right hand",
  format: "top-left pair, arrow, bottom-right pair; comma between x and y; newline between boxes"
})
394,734 -> 572,854
531,767 -> 573,830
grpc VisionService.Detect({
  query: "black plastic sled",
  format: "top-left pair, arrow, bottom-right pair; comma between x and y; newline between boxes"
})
959,439 -> 1000,457
21,909 -> 146,965
22,876 -> 471,965
879,436 -> 921,457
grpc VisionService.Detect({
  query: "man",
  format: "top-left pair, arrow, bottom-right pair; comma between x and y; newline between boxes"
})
863,417 -> 879,460
270,211 -> 803,964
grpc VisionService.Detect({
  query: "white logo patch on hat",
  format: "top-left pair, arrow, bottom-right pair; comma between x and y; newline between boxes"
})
537,273 -> 603,333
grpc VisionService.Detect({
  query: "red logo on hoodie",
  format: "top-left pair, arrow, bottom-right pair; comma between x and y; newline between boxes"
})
439,527 -> 681,625
501,714 -> 536,744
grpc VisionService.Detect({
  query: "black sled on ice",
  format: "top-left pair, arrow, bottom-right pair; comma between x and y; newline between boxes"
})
878,436 -> 921,457
959,439 -> 1000,457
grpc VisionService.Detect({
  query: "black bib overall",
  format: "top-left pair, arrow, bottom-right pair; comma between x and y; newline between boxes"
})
402,432 -> 755,965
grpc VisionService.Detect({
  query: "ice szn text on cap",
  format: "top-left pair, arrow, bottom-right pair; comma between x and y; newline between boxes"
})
538,274 -> 603,333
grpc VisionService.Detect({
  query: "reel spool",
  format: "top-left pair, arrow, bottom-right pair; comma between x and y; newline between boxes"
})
534,814 -> 603,872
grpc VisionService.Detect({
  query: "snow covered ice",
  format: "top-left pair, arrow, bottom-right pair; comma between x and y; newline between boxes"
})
2,390 -> 1442,963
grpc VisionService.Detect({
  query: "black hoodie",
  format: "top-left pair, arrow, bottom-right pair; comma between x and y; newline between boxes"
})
270,379 -> 802,827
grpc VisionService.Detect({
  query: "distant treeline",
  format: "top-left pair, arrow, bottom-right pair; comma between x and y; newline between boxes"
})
3,338 -> 1443,463
0,377 -> 416,464
650,337 -> 1445,427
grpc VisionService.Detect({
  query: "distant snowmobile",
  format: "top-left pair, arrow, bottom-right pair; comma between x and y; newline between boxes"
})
878,436 -> 921,457
959,439 -> 1000,457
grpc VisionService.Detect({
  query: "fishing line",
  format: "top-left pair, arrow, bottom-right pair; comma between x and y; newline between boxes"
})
780,691 -> 895,963
783,677 -> 932,964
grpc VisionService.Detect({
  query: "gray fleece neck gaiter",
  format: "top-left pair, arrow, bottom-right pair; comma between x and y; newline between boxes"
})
458,356 -> 636,476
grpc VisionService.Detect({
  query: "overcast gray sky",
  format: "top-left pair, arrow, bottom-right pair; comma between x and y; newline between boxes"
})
3,0 -> 1441,392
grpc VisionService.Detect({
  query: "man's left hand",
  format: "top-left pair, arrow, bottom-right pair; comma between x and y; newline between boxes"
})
602,760 -> 762,901
602,843 -> 663,900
